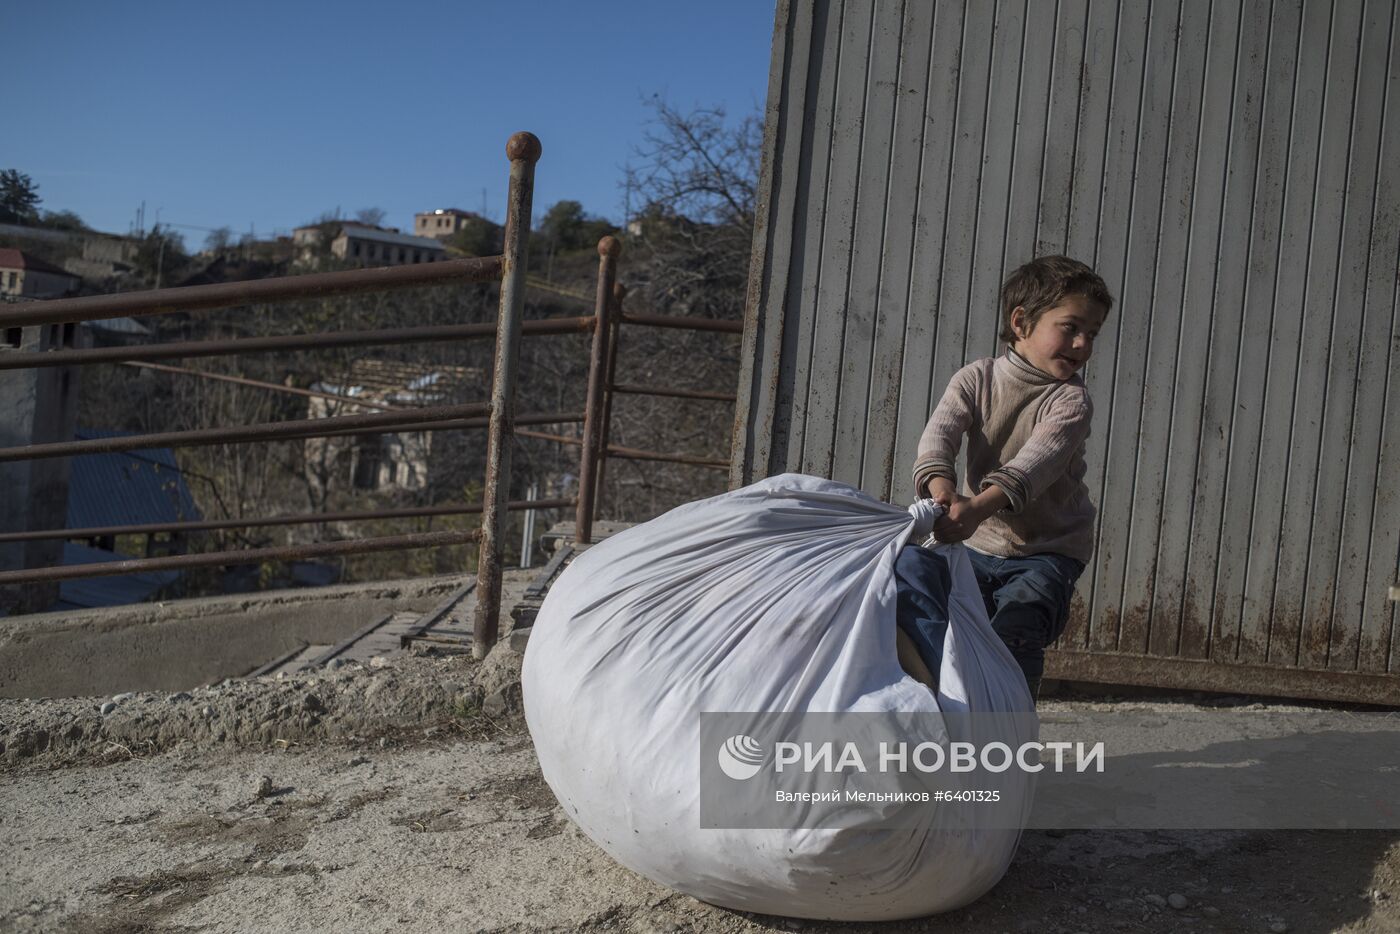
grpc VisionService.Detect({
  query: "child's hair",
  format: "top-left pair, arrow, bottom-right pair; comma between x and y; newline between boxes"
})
999,255 -> 1114,344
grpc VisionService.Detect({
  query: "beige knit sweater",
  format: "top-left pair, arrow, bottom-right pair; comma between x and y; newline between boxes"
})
911,349 -> 1096,563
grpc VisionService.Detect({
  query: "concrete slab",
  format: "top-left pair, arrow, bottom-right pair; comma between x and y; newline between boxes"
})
0,573 -> 483,699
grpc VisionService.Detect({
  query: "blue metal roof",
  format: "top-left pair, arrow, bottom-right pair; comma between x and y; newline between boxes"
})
67,429 -> 202,528
55,542 -> 180,610
81,317 -> 151,336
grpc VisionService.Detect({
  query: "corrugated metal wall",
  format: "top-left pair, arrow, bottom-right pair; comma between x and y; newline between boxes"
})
734,0 -> 1400,703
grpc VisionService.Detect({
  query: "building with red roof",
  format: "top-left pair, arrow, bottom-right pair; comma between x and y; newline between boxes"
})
0,248 -> 81,299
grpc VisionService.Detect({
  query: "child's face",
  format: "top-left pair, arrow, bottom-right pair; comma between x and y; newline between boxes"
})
1010,294 -> 1106,381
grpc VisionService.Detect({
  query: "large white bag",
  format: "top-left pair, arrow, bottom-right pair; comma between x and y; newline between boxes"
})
522,473 -> 1037,920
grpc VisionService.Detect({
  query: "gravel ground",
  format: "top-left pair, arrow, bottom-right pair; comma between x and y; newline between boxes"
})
2,653 -> 1397,933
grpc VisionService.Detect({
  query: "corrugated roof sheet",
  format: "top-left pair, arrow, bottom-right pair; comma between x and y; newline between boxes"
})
67,429 -> 201,528
55,542 -> 179,610
81,317 -> 151,336
312,359 -> 481,406
339,227 -> 446,250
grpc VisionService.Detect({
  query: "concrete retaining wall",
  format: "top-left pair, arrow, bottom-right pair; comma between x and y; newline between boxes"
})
0,574 -> 468,699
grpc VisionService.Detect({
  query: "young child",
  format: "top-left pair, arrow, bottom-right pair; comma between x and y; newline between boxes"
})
896,255 -> 1113,700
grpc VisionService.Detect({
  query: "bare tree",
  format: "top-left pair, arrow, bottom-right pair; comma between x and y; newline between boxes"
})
354,207 -> 387,227
600,99 -> 762,516
622,99 -> 761,319
204,226 -> 235,253
625,98 -> 759,229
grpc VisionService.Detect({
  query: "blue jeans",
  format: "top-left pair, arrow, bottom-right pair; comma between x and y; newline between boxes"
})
966,550 -> 1085,683
893,545 -> 953,681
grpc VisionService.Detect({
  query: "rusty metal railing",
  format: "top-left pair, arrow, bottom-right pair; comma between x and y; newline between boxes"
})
573,237 -> 742,544
0,132 -> 548,657
0,498 -> 577,544
0,317 -> 596,370
0,140 -> 743,655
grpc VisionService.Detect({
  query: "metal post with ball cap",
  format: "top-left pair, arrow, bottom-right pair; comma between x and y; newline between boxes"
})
474,131 -> 541,659
575,235 -> 619,545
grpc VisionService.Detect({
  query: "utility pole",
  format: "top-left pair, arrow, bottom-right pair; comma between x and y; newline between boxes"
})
154,225 -> 166,289
519,482 -> 538,568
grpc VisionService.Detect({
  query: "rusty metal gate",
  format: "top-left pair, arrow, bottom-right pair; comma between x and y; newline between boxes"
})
733,0 -> 1400,704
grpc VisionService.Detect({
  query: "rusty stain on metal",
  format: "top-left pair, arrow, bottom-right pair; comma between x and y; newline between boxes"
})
1211,601 -> 1239,662
575,236 -> 619,545
0,529 -> 481,587
0,498 -> 576,544
0,317 -> 597,371
1176,589 -> 1212,660
1061,590 -> 1091,650
0,257 -> 505,328
1115,601 -> 1153,657
1091,604 -> 1121,654
0,402 -> 489,462
618,312 -> 743,334
474,130 -> 540,659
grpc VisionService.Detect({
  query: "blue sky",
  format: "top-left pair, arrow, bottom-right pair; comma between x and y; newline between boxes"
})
5,1 -> 774,245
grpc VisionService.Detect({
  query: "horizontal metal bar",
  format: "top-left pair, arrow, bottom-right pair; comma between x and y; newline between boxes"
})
313,411 -> 585,439
605,443 -> 729,470
618,312 -> 742,334
0,403 -> 487,463
515,429 -> 581,447
0,497 -> 577,544
0,529 -> 481,586
524,275 -> 592,303
515,428 -> 726,471
0,257 -> 505,328
610,382 -> 737,403
120,360 -> 401,412
512,428 -> 726,469
0,316 -> 598,371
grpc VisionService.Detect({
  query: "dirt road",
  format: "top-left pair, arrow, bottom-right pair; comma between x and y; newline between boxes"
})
3,655 -> 1396,933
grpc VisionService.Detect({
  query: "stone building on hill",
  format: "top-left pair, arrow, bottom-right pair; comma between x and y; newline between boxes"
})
0,248 -> 81,299
413,208 -> 485,242
304,359 -> 481,496
291,222 -> 445,268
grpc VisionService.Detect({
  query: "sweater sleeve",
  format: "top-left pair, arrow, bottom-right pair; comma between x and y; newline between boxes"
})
980,388 -> 1092,513
911,364 -> 981,497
